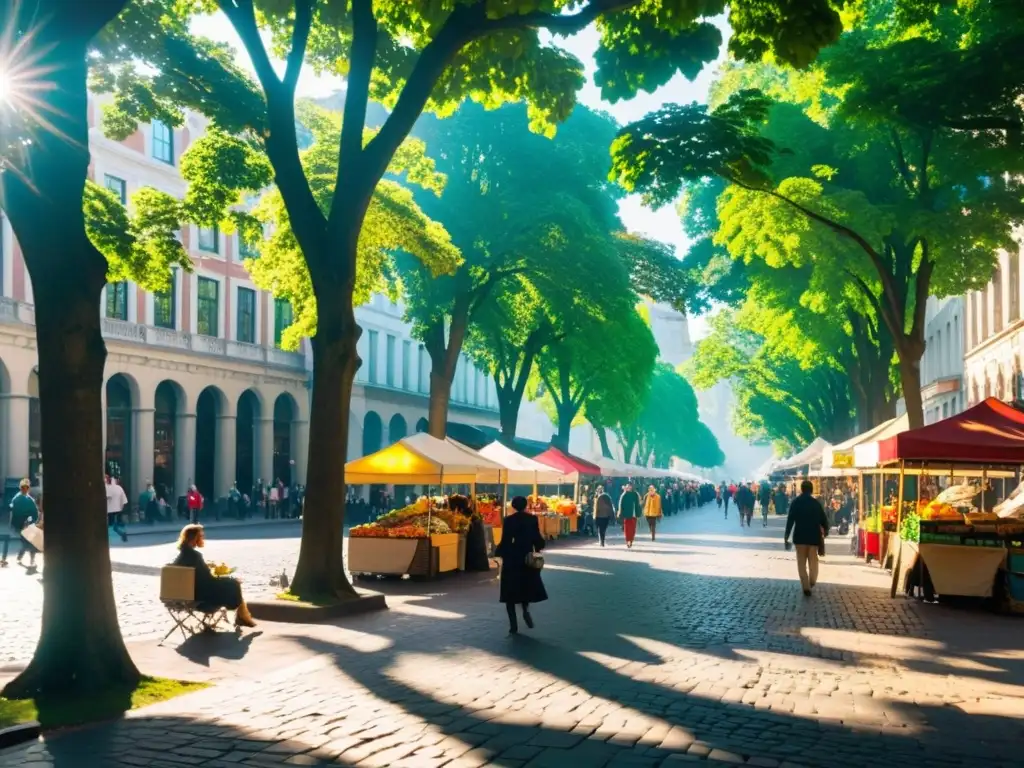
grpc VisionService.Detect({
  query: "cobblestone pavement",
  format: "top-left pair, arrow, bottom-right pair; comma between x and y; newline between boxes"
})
4,503 -> 1024,767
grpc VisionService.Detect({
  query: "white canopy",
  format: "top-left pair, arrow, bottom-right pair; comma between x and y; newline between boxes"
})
819,414 -> 910,470
478,441 -> 568,485
753,457 -> 778,479
774,437 -> 831,473
345,432 -> 507,485
854,414 -> 911,468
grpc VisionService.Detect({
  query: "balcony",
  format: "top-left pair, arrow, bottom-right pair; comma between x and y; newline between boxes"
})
0,300 -> 305,371
102,317 -> 306,370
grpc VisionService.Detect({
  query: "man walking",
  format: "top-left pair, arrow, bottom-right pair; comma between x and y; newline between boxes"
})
105,475 -> 129,543
617,482 -> 642,549
736,482 -> 755,527
784,480 -> 830,596
594,485 -> 614,546
759,481 -> 773,527
723,483 -> 734,519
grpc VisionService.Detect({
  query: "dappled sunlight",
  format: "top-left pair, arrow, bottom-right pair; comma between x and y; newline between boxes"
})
284,627 -> 393,654
542,563 -> 612,576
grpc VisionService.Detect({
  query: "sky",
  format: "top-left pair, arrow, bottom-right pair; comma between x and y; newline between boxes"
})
193,13 -> 727,339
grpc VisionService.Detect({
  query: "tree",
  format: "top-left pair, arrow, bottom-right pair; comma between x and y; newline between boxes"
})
612,32 -> 1024,428
400,103 -> 620,438
97,0 -> 845,598
0,0 -> 194,697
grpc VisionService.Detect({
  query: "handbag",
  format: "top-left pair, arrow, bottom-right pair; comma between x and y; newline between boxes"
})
21,523 -> 44,552
525,551 -> 544,571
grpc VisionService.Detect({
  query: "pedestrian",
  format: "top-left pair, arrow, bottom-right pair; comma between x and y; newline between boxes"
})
723,483 -> 733,519
735,482 -> 754,527
229,482 -> 241,519
105,475 -> 129,543
774,483 -> 789,519
643,484 -> 663,542
617,482 -> 642,549
269,482 -> 279,518
186,484 -> 203,525
2,479 -> 39,571
495,495 -> 547,635
138,480 -> 156,525
716,483 -> 723,510
784,480 -> 831,596
593,484 -> 614,546
759,481 -> 772,527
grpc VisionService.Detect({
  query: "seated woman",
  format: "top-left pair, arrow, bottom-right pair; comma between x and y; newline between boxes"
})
173,524 -> 256,628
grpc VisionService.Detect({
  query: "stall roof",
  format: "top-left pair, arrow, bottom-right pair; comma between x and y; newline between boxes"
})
853,414 -> 911,468
346,432 -> 506,485
821,415 -> 906,469
594,457 -> 638,478
877,398 -> 1024,464
773,437 -> 831,473
533,446 -> 602,476
478,441 -> 567,485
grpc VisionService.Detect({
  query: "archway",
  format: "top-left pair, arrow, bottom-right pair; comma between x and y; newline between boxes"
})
389,414 -> 410,504
105,374 -> 135,499
363,411 -> 383,456
154,380 -> 184,500
237,390 -> 261,496
273,393 -> 296,485
415,417 -> 428,434
195,386 -> 226,500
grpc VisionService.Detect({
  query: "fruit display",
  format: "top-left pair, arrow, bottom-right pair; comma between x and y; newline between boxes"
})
900,511 -> 920,542
880,504 -> 898,525
919,501 -> 962,521
527,494 -> 577,516
209,562 -> 235,576
349,497 -> 471,539
478,495 -> 502,527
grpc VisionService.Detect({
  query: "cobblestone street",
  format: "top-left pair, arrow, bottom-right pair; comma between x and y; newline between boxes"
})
3,503 -> 1024,767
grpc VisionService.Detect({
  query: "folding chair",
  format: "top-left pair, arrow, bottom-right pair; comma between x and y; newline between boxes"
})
159,565 -> 229,645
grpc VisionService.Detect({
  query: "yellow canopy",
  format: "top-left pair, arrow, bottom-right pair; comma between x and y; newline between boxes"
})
345,432 -> 506,485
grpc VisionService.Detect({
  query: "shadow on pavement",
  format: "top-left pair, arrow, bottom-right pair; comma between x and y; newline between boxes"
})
173,630 -> 263,667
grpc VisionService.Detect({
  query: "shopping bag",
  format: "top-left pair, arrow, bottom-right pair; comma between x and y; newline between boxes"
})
21,523 -> 44,552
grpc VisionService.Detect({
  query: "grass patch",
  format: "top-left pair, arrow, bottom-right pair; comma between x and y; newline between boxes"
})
275,590 -> 342,607
0,676 -> 208,731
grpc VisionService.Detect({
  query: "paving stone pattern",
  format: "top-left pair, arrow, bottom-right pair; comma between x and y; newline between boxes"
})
4,504 -> 1024,766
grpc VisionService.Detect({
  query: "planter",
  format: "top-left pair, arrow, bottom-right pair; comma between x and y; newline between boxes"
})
348,537 -> 434,577
248,593 -> 387,623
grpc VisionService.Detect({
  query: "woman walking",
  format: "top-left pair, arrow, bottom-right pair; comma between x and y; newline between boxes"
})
495,496 -> 547,634
617,483 -> 642,549
594,485 -> 614,546
643,485 -> 663,542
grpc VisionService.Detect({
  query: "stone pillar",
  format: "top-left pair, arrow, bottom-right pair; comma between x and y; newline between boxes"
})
257,417 -> 275,488
175,412 -> 196,498
292,420 -> 309,485
132,407 -> 155,501
215,414 -> 236,499
100,386 -> 108,454
4,393 -> 30,481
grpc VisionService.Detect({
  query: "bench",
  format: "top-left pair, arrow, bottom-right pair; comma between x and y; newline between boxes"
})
159,565 -> 230,644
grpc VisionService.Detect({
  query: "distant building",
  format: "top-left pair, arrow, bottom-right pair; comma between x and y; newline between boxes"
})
920,296 -> 965,424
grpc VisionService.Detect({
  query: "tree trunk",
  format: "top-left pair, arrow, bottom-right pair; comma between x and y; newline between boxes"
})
553,403 -> 574,451
289,276 -> 360,600
898,351 -> 925,430
1,17 -> 139,697
496,383 -> 519,441
428,373 -> 453,440
596,427 -> 613,459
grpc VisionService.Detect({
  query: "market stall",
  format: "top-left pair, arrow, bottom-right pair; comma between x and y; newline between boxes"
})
531,447 -> 600,538
877,399 -> 1024,603
477,441 -> 569,542
345,433 -> 506,577
772,437 -> 832,483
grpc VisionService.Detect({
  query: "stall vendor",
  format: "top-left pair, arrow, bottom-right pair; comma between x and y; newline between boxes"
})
451,494 -> 490,572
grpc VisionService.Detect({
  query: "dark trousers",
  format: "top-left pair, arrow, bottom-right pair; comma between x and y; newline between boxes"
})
596,517 -> 610,544
3,527 -> 36,563
506,602 -> 530,631
189,507 -> 200,524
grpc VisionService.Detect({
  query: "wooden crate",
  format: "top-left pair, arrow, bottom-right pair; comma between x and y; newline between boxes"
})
568,515 -> 578,533
433,533 -> 460,573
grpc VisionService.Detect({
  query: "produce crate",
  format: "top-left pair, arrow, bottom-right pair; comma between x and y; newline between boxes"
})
568,514 -> 578,533
349,537 -> 434,577
434,533 -> 460,573
863,530 -> 880,560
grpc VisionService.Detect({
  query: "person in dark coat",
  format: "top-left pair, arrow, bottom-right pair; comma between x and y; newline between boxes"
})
173,524 -> 256,627
495,496 -> 547,634
451,494 -> 490,572
784,481 -> 830,596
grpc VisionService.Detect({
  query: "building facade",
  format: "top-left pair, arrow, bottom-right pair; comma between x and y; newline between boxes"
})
964,237 -> 1024,408
920,296 -> 965,424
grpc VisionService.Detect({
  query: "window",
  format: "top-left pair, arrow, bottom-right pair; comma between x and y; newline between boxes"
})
153,271 -> 176,329
402,340 -> 411,390
386,334 -> 396,387
152,120 -> 173,164
198,225 -> 219,254
105,282 -> 128,320
197,277 -> 219,337
237,287 -> 256,343
104,174 -> 127,205
273,297 -> 293,348
942,402 -> 949,419
993,266 -> 1004,332
239,233 -> 258,259
367,330 -> 379,384
1011,251 -> 1021,323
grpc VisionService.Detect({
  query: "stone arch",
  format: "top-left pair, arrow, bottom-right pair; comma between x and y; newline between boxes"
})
195,385 -> 228,500
236,388 -> 263,496
415,417 -> 428,434
363,411 -> 383,456
154,379 -> 186,499
273,392 -> 298,485
105,373 -> 138,499
389,413 -> 408,443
